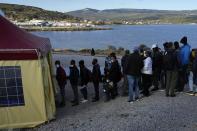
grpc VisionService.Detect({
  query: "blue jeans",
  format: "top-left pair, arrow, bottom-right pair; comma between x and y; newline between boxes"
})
127,75 -> 140,101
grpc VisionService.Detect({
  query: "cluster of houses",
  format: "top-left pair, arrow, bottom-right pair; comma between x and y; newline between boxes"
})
12,19 -> 96,28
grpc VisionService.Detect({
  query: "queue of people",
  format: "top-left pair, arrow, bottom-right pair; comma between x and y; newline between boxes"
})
55,36 -> 197,107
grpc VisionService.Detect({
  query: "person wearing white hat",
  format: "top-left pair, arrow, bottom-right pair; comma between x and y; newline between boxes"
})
151,44 -> 158,49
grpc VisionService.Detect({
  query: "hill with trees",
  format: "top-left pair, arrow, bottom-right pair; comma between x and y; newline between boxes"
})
67,8 -> 197,24
0,3 -> 79,22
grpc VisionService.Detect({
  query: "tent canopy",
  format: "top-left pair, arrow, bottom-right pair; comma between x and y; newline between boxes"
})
0,16 -> 52,60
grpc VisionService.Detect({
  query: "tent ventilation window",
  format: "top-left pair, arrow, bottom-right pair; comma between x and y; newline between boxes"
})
0,66 -> 25,107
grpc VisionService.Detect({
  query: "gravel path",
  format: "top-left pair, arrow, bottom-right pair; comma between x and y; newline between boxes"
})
28,81 -> 197,131
26,54 -> 197,131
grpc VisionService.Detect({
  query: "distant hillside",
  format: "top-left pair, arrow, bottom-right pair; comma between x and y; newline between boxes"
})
0,3 -> 79,21
67,8 -> 197,24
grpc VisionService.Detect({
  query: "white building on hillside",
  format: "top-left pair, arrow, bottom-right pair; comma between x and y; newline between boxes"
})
29,19 -> 45,26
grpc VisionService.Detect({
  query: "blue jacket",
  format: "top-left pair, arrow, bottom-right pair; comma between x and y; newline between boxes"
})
180,44 -> 191,66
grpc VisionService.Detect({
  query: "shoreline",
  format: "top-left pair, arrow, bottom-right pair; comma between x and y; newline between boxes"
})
22,24 -> 197,31
52,48 -> 125,57
22,26 -> 112,31
52,51 -> 109,58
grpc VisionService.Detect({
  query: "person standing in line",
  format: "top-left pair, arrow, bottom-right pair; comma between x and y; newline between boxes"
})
141,50 -> 153,97
121,50 -> 130,96
108,53 -> 122,99
192,51 -> 197,96
139,48 -> 145,91
92,58 -> 101,102
55,60 -> 67,107
125,47 -> 144,103
79,60 -> 90,103
163,43 -> 179,97
186,49 -> 196,95
151,44 -> 163,91
103,55 -> 113,101
173,41 -> 182,92
160,42 -> 169,90
179,36 -> 191,92
69,60 -> 80,106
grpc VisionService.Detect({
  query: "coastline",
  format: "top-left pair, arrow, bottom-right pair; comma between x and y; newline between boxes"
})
52,51 -> 109,58
22,23 -> 197,32
22,26 -> 112,31
52,48 -> 125,57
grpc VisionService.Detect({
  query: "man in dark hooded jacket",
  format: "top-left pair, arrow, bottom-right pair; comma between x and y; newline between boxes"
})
69,60 -> 79,106
179,36 -> 191,91
121,50 -> 130,96
108,53 -> 122,99
79,60 -> 90,103
92,58 -> 101,102
151,44 -> 163,91
55,60 -> 67,107
125,47 -> 144,102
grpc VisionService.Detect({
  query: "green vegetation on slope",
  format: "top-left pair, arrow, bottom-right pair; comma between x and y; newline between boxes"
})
67,8 -> 197,24
0,3 -> 79,22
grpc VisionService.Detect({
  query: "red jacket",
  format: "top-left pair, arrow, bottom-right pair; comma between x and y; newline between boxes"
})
56,66 -> 67,87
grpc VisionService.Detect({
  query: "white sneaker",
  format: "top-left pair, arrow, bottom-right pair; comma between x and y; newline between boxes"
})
130,101 -> 134,104
135,99 -> 140,102
81,99 -> 88,103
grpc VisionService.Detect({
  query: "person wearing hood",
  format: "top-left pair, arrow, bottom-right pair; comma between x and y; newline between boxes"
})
91,58 -> 101,102
55,60 -> 67,107
69,60 -> 80,106
179,36 -> 191,91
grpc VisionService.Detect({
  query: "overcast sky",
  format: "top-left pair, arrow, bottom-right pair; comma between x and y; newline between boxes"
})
1,0 -> 197,12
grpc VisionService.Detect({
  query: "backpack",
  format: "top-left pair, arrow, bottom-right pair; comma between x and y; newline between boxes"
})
85,68 -> 92,82
163,50 -> 176,70
116,63 -> 122,82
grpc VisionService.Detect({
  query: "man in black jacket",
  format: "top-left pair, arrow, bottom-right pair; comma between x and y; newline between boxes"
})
151,44 -> 163,91
79,60 -> 90,103
121,50 -> 130,96
125,48 -> 144,102
69,60 -> 79,106
92,58 -> 101,102
163,43 -> 179,97
55,60 -> 67,107
108,53 -> 122,99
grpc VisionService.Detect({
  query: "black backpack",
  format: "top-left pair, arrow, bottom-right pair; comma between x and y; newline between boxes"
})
163,50 -> 176,70
116,63 -> 122,82
85,68 -> 92,82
